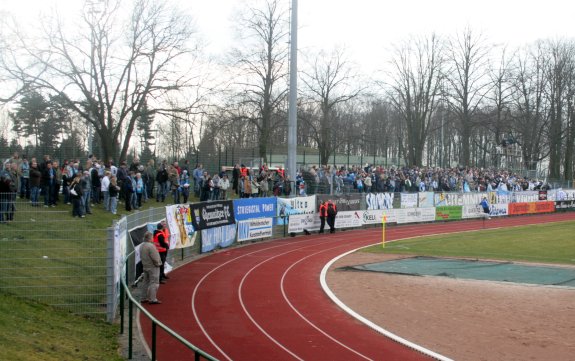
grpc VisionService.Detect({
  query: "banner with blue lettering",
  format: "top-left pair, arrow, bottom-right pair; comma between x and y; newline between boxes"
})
233,197 -> 277,221
201,224 -> 236,253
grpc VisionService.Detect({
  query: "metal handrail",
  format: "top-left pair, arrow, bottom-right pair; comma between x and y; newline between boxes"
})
120,250 -> 219,361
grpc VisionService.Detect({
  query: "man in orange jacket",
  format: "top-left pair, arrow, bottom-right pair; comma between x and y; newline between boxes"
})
318,200 -> 328,234
153,221 -> 170,283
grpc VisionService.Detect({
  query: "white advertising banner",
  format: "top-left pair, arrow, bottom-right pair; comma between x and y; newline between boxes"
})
165,204 -> 197,249
398,207 -> 436,224
365,192 -> 394,210
512,191 -> 539,203
361,209 -> 402,225
400,193 -> 418,208
418,192 -> 435,208
288,213 -> 322,233
462,193 -> 487,206
489,203 -> 509,217
462,204 -> 484,219
334,211 -> 363,229
434,193 -> 463,206
237,218 -> 273,242
277,195 -> 317,225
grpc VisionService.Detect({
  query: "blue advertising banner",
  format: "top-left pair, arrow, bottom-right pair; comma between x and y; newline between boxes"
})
233,197 -> 277,221
201,224 -> 236,253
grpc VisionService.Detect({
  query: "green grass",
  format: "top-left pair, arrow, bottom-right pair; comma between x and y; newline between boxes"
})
0,292 -> 122,361
364,221 -> 575,265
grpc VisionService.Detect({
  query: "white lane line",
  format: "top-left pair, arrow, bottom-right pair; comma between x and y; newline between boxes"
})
192,239 -> 311,361
320,245 -> 454,361
279,243 -> 375,361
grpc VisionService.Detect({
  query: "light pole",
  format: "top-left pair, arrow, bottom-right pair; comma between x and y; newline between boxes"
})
287,0 -> 298,185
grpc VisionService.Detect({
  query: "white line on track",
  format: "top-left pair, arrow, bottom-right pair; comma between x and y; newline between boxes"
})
278,242 -> 376,361
191,240 -> 311,361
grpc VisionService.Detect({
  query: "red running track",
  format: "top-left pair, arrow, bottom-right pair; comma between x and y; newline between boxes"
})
139,212 -> 575,361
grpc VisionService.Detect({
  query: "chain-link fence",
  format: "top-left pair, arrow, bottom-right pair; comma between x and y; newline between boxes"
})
0,195 -> 109,318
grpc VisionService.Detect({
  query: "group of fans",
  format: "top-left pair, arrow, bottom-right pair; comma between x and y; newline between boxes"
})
295,164 -> 550,195
1,149 -> 551,223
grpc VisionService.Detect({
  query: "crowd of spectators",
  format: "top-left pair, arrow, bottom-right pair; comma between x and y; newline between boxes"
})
296,164 -> 551,195
0,150 -> 552,223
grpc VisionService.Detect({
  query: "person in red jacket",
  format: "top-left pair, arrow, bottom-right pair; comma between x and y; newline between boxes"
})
318,200 -> 328,234
153,222 -> 169,283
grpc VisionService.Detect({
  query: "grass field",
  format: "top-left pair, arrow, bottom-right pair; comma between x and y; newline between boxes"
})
363,220 -> 575,265
0,292 -> 122,361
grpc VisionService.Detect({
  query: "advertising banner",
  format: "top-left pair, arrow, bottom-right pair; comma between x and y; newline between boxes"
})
165,204 -> 197,249
233,197 -> 277,221
277,196 -> 316,225
555,200 -> 575,210
189,200 -> 235,230
508,201 -> 555,215
462,205 -> 484,219
201,224 -> 236,253
436,206 -> 463,221
418,192 -> 435,208
317,194 -> 361,211
365,192 -> 394,210
538,191 -> 548,201
237,218 -> 273,242
334,210 -> 363,229
550,189 -> 575,201
361,208 -> 402,225
397,208 -> 435,224
400,193 -> 418,208
462,193 -> 486,207
434,193 -> 463,206
512,191 -> 539,203
489,203 -> 509,217
288,213 -> 321,233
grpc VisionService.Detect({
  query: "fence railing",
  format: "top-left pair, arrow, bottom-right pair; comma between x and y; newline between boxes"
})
0,195 -> 110,318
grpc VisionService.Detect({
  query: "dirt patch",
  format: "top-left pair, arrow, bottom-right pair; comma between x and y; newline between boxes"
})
327,252 -> 575,361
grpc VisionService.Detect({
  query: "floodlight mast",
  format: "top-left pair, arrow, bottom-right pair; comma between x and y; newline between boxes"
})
287,0 -> 298,187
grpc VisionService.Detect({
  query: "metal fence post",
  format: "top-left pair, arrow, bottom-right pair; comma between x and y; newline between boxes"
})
106,226 -> 115,323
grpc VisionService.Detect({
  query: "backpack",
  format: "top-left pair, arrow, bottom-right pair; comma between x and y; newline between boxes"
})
327,203 -> 337,217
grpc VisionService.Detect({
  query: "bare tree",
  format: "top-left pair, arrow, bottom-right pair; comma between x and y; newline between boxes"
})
387,34 -> 444,166
229,0 -> 289,162
3,0 -> 203,163
301,48 -> 363,165
482,47 -> 515,167
544,40 -> 574,179
445,27 -> 492,166
510,43 -> 549,172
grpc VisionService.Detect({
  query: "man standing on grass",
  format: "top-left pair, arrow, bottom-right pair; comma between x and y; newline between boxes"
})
139,231 -> 162,305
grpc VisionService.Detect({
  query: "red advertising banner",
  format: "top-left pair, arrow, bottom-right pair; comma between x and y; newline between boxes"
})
508,201 -> 555,215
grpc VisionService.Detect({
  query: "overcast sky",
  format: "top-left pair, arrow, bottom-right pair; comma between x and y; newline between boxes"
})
2,0 -> 575,74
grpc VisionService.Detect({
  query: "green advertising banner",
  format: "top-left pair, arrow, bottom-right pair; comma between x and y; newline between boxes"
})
435,206 -> 463,221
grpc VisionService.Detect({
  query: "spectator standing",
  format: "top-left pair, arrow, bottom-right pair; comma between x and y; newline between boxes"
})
135,173 -> 144,208
180,170 -> 190,203
101,171 -> 111,211
81,171 -> 92,215
29,161 -> 42,207
108,176 -> 120,215
19,158 -> 30,199
219,174 -> 230,200
155,162 -> 169,202
139,231 -> 162,304
69,173 -> 84,218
